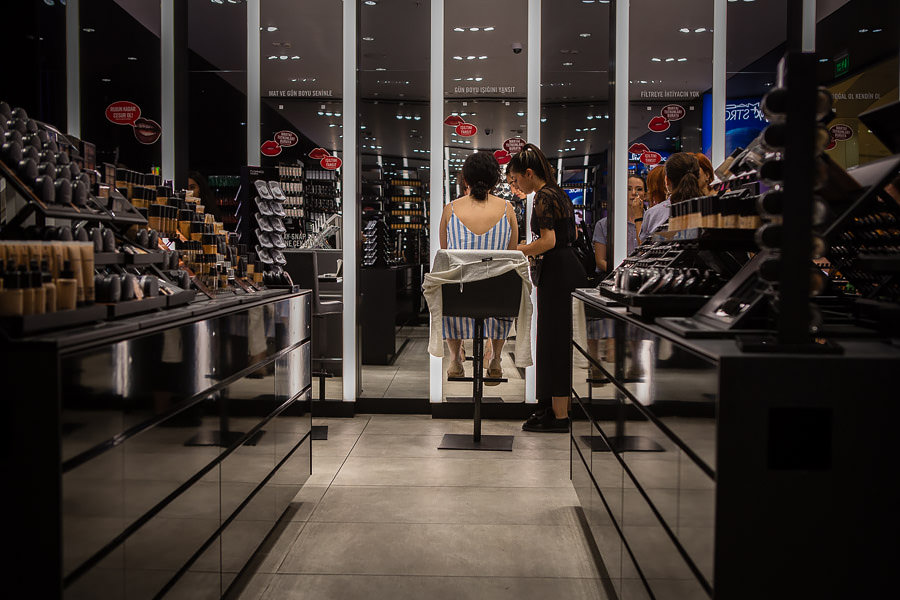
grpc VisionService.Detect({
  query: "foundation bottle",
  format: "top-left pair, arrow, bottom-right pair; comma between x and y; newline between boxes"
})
0,261 -> 24,317
202,234 -> 218,256
42,259 -> 56,313
148,204 -> 162,232
66,245 -> 84,304
57,260 -> 78,310
29,260 -> 46,315
79,243 -> 95,303
20,265 -> 36,316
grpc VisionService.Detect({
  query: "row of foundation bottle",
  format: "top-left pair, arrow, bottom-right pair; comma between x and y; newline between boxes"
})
668,194 -> 762,232
0,241 -> 94,317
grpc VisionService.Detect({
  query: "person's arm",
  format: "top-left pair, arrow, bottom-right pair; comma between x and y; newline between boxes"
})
634,216 -> 643,244
594,242 -> 607,273
439,203 -> 451,250
506,202 -> 519,251
518,228 -> 556,256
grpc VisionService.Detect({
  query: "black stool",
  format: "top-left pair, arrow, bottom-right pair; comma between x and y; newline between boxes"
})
438,268 -> 523,452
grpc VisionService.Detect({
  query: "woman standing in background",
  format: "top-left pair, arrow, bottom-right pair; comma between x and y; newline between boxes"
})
640,152 -> 703,239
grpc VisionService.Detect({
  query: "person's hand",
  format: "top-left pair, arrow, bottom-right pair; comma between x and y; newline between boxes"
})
516,242 -> 528,253
629,194 -> 644,222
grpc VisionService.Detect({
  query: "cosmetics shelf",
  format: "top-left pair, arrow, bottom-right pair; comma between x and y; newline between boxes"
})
93,252 -> 124,265
598,288 -> 712,319
0,303 -> 107,337
124,252 -> 167,266
653,227 -> 758,251
102,295 -> 168,318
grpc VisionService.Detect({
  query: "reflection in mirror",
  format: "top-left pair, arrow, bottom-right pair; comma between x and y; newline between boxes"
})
541,1 -> 611,285
358,0 -> 431,400
259,0 -> 344,399
441,0 -> 528,402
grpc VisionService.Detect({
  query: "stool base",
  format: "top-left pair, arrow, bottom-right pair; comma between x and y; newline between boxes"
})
438,433 -> 514,452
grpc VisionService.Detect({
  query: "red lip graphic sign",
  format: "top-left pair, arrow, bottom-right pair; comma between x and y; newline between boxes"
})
661,104 -> 686,121
494,149 -> 511,165
133,117 -> 161,145
308,147 -> 331,159
503,137 -> 526,153
320,156 -> 342,170
456,123 -> 477,137
648,116 -> 670,133
826,133 -> 837,151
261,140 -> 283,157
640,151 -> 663,166
829,124 -> 853,141
444,115 -> 465,127
106,100 -> 141,126
629,143 -> 650,155
275,130 -> 299,147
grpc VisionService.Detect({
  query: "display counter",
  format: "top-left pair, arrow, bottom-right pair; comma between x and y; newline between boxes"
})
2,289 -> 312,600
571,288 -> 899,599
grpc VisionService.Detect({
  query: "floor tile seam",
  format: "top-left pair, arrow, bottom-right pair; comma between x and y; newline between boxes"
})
328,483 -> 577,489
303,520 -> 585,528
304,418 -> 372,522
267,573 -> 605,581
307,484 -> 578,491
269,518 -> 312,575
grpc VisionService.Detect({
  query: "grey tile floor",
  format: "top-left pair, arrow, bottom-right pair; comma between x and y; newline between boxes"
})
227,414 -> 610,600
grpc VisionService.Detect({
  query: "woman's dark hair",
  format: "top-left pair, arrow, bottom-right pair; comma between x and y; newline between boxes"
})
508,143 -> 563,193
462,151 -> 501,200
665,152 -> 702,203
188,170 -> 212,204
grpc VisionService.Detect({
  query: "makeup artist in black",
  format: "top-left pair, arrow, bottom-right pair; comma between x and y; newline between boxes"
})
509,143 -> 587,433
188,170 -> 218,220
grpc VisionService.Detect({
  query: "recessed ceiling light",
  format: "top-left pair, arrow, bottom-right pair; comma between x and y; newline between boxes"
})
454,27 -> 464,32
101,78 -> 111,82
453,56 -> 463,60
376,67 -> 386,71
279,55 -> 288,60
872,28 -> 882,33
858,28 -> 868,33
291,56 -> 300,60
818,58 -> 829,63
677,57 -> 687,62
363,36 -> 374,41
651,57 -> 661,62
679,27 -> 690,33
478,55 -> 487,60
469,27 -> 479,31
364,0 -> 376,5
82,27 -> 95,33
563,62 -> 573,66
694,27 -> 706,33
467,56 -> 476,60
580,33 -> 591,38
266,26 -> 278,32
484,27 -> 495,31
665,57 -> 675,62
127,56 -> 137,61
475,77 -> 483,81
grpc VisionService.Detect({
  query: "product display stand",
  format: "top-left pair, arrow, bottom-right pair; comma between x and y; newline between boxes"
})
438,270 -> 522,452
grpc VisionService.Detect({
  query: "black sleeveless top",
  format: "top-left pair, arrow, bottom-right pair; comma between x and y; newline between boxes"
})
531,185 -> 576,251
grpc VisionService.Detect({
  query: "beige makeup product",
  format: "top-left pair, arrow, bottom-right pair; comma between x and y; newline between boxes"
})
0,261 -> 24,317
57,260 -> 78,310
67,244 -> 84,304
79,242 -> 95,303
42,260 -> 56,313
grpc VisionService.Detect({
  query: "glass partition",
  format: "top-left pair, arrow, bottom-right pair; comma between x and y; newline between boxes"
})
80,0 -> 162,173
441,0 -> 528,402
358,0 -> 431,400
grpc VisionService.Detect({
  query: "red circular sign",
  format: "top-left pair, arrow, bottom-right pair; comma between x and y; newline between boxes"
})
829,124 -> 853,141
444,115 -> 465,127
661,104 -> 686,121
320,156 -> 342,170
629,143 -> 650,154
275,130 -> 299,147
456,123 -> 477,137
640,151 -> 663,166
105,100 -> 141,126
494,149 -> 511,165
826,134 -> 837,151
648,116 -> 670,133
503,137 -> 526,153
261,140 -> 282,157
309,147 -> 330,159
133,118 -> 161,145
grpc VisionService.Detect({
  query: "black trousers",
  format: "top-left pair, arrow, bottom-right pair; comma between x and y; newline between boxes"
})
535,247 -> 586,406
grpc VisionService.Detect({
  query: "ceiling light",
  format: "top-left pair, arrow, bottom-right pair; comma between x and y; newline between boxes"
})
516,111 -> 525,116
291,56 -> 300,60
364,1 -> 376,5
127,56 -> 137,61
470,27 -> 479,31
363,36 -> 374,41
587,115 -> 593,120
101,78 -> 111,82
396,115 -> 403,120
376,67 -> 386,71
679,27 -> 690,33
580,33 -> 591,38
651,57 -> 661,62
474,77 -> 483,81
279,55 -> 288,60
818,58 -> 829,63
872,28 -> 882,33
267,55 -> 277,60
467,56 -> 476,60
453,56 -> 463,60
665,57 -> 675,62
694,27 -> 706,33
858,28 -> 868,33
677,57 -> 687,62
541,118 -> 547,122
563,62 -> 573,66
82,27 -> 95,33
454,27 -> 465,32
484,27 -> 495,31
266,26 -> 278,32
479,56 -> 487,60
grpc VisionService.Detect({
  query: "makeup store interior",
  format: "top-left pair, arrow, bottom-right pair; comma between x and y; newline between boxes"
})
2,1 -> 898,599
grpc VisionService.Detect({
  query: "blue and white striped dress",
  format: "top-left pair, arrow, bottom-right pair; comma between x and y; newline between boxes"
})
442,201 -> 515,340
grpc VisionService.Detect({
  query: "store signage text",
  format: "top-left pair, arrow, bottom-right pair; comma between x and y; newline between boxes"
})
660,104 -> 685,121
639,90 -> 700,99
834,52 -> 850,78
105,100 -> 160,145
309,147 -> 341,170
725,101 -> 766,124
640,151 -> 663,166
268,90 -> 334,97
503,137 -> 526,153
274,130 -> 299,147
829,124 -> 853,141
453,85 -> 517,94
456,123 -> 477,137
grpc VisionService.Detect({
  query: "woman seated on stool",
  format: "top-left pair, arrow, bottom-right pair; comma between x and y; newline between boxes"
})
439,151 -> 519,382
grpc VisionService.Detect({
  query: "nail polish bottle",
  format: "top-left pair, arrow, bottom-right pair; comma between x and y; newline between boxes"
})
57,260 -> 78,310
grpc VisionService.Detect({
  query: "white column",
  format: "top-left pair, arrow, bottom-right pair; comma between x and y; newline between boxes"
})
525,0 -> 541,404
711,0 -> 727,169
66,0 -> 80,137
161,1 -> 175,182
612,0 -> 629,267
342,0 -> 358,402
247,0 -> 261,165
429,0 -> 445,403
802,0 -> 816,52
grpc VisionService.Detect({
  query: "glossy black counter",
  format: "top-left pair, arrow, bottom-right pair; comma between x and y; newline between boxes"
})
2,290 -> 313,600
571,288 -> 900,599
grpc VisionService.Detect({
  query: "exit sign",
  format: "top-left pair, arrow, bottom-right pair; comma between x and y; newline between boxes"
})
835,53 -> 850,77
